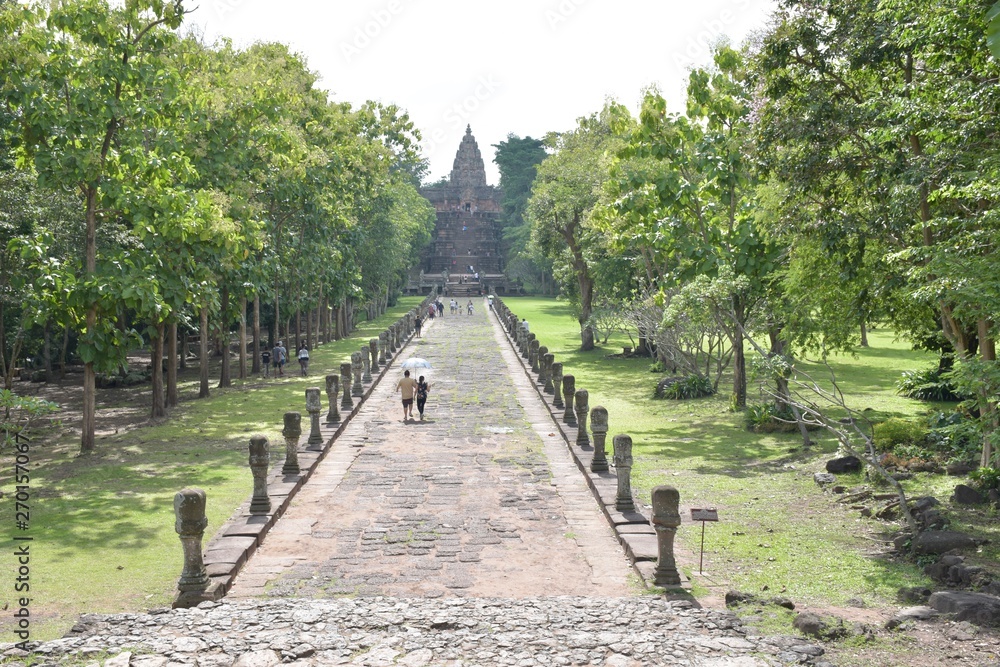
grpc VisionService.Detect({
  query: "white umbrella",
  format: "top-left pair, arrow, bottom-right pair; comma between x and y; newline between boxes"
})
400,357 -> 432,370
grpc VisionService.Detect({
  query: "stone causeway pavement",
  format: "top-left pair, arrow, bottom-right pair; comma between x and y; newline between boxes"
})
8,305 -> 831,666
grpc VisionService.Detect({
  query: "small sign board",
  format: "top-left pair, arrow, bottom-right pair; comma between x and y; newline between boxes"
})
690,508 -> 719,522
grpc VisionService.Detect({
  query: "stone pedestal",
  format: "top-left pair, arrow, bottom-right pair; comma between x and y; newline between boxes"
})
378,333 -> 388,364
173,487 -> 221,608
340,362 -> 354,410
575,389 -> 590,447
590,406 -> 609,473
248,435 -> 271,515
529,339 -> 540,373
652,485 -> 682,586
325,374 -> 341,423
369,338 -> 380,373
282,412 -> 302,475
542,353 -> 555,393
613,434 -> 635,512
361,347 -> 372,383
389,326 -> 398,354
351,351 -> 364,397
562,375 -> 577,425
523,333 -> 534,360
306,388 -> 323,450
551,363 -> 564,409
536,346 -> 548,384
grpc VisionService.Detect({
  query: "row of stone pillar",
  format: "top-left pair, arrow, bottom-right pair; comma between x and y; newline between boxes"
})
491,296 -> 681,588
175,295 -> 437,607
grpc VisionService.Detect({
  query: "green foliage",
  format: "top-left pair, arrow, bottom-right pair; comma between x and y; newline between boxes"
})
925,411 -> 983,465
872,418 -> 927,453
655,374 -> 715,400
896,365 -> 966,402
0,388 -> 59,448
743,403 -> 798,433
970,466 -> 1000,491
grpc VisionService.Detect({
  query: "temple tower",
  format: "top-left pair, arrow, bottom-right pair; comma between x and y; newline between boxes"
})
419,126 -> 503,276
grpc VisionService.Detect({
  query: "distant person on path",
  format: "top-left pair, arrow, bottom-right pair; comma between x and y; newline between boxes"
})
436,300 -> 444,317
415,315 -> 423,337
416,375 -> 430,420
520,319 -> 529,334
261,348 -> 271,378
467,300 -> 474,315
395,370 -> 418,421
297,342 -> 310,376
273,341 -> 286,377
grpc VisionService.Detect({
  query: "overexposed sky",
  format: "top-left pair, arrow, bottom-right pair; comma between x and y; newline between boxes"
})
186,0 -> 777,184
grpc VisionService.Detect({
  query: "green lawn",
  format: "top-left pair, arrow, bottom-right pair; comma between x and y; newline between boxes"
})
503,297 -> 998,610
0,298 -> 423,641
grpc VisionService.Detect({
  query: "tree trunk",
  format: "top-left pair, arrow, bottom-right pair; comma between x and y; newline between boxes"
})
43,320 -> 52,381
180,326 -> 189,369
81,185 -> 99,453
732,295 -> 747,410
60,325 -> 70,380
167,322 -> 178,407
979,319 -> 997,467
151,321 -> 166,418
252,293 -> 261,374
307,301 -> 313,350
199,305 -> 210,398
238,294 -> 247,381
219,286 -> 231,389
860,321 -> 869,348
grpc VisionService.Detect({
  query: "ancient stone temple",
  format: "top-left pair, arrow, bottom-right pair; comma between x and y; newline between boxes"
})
414,126 -> 506,296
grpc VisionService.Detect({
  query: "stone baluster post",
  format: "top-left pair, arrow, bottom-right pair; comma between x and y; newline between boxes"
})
369,338 -> 380,373
249,435 -> 271,515
562,375 -> 577,425
523,333 -> 534,360
351,351 -> 364,397
529,339 -> 540,372
551,363 -> 565,409
613,434 -> 636,512
340,362 -> 354,410
306,388 -> 323,450
652,486 -> 682,586
536,345 -> 548,382
590,406 -> 610,473
389,325 -> 398,353
361,346 -> 372,383
281,412 -> 302,475
379,332 -> 389,363
575,389 -> 590,447
542,353 -> 554,393
174,488 -> 210,607
325,374 -> 341,423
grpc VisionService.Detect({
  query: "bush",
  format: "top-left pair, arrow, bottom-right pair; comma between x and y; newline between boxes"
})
896,366 -> 965,401
655,374 -> 715,400
872,418 -> 927,452
743,403 -> 809,433
970,467 -> 1000,492
924,411 -> 981,465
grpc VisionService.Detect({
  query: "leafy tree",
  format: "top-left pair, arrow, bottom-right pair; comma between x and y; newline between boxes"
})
1,0 -> 188,451
527,108 -> 625,350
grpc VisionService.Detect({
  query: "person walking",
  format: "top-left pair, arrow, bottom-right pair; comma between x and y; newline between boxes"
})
436,300 -> 444,317
297,341 -> 310,376
272,340 -> 286,377
467,300 -> 474,315
395,370 -> 418,421
416,375 -> 430,421
415,315 -> 423,337
261,348 -> 271,378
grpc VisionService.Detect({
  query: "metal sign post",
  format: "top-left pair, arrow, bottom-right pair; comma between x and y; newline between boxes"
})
690,508 -> 719,574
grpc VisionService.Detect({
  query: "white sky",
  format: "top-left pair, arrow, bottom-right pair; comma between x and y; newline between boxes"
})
186,0 -> 777,185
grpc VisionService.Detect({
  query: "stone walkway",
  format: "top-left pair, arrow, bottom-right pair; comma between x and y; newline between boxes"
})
229,307 -> 631,598
9,307 -> 832,666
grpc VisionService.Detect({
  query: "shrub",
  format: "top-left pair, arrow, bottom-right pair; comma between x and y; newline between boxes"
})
655,374 -> 715,400
896,366 -> 965,401
872,418 -> 926,452
970,467 -> 1000,492
924,412 -> 981,465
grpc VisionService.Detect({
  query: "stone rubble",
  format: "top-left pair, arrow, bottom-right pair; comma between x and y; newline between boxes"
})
7,597 -> 828,667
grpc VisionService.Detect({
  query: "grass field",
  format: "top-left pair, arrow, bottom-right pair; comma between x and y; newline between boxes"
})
0,297 -> 424,641
502,296 -> 999,611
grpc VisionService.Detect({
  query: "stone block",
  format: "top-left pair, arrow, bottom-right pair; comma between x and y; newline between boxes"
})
620,532 -> 659,561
